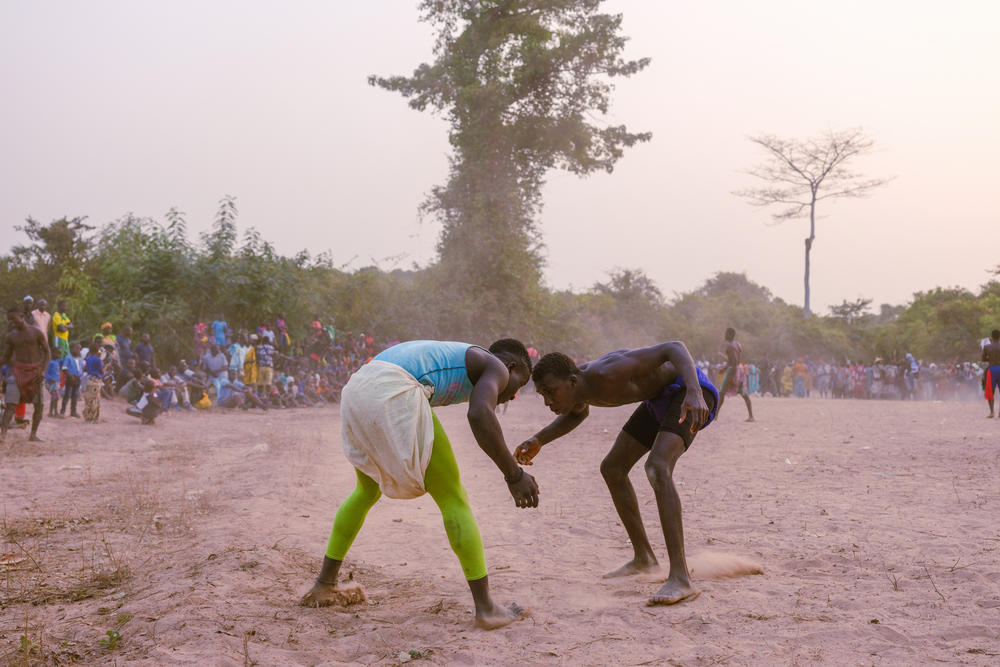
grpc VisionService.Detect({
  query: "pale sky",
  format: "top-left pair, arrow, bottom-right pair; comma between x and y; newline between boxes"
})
3,1 -> 998,313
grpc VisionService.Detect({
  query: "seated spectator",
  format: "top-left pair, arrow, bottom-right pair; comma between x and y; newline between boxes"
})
201,344 -> 229,397
117,358 -> 142,402
162,365 -> 195,411
217,371 -> 268,410
126,379 -> 160,424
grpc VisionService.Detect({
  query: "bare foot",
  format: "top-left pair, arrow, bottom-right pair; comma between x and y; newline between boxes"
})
603,558 -> 660,578
746,417 -> 756,422
474,602 -> 529,630
28,434 -> 42,442
298,581 -> 367,608
648,578 -> 700,606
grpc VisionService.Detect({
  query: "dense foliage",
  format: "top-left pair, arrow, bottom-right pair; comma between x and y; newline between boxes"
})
3,211 -> 994,365
369,0 -> 650,340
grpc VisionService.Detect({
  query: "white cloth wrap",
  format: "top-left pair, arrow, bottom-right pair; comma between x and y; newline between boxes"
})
340,360 -> 435,499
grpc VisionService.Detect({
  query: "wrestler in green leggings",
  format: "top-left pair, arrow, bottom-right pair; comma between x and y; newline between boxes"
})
325,412 -> 487,581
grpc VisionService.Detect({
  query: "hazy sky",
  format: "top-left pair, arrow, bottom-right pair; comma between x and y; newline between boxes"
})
3,1 -> 998,313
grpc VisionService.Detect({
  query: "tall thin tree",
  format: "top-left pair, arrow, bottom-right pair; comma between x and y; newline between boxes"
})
735,128 -> 889,318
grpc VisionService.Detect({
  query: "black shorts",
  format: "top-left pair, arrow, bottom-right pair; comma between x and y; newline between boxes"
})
621,385 -> 717,450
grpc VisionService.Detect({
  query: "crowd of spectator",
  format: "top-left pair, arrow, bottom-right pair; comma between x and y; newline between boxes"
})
3,295 -> 393,429
698,357 -> 988,401
5,294 -> 994,439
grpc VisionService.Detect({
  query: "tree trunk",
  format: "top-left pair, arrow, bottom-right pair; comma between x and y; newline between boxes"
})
803,197 -> 817,318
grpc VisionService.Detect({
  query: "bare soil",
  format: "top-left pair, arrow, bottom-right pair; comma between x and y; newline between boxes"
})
2,396 -> 999,665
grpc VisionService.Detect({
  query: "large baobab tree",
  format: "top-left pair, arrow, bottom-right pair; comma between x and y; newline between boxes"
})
369,0 -> 650,339
735,128 -> 889,318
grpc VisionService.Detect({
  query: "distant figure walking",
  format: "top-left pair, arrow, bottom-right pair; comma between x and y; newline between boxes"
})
981,329 -> 1000,417
717,328 -> 754,422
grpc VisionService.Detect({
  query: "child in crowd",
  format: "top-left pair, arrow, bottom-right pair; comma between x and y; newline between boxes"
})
46,348 -> 63,417
61,343 -> 83,418
83,336 -> 103,422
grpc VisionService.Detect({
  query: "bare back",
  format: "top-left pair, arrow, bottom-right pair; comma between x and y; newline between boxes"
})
578,348 -> 681,407
983,342 -> 1000,367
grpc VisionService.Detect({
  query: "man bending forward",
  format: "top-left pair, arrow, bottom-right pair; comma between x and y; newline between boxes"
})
516,342 -> 717,605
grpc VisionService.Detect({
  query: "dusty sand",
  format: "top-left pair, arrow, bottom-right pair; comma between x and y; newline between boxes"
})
2,396 -> 999,665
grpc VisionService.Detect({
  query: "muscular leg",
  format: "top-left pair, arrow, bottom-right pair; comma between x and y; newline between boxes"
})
299,468 -> 381,606
0,405 -> 12,441
423,413 -> 524,629
601,431 -> 660,578
645,432 -> 698,605
2,384 -> 20,440
741,392 -> 755,422
716,368 -> 734,417
29,395 -> 43,441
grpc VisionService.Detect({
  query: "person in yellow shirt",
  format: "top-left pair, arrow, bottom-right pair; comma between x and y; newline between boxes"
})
51,300 -> 73,357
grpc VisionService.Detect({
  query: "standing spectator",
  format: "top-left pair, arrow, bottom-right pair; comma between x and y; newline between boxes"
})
871,358 -> 885,399
257,336 -> 276,392
201,343 -> 229,397
117,326 -> 134,368
32,299 -> 52,344
60,342 -> 83,417
101,342 -> 118,397
83,336 -> 103,423
792,358 -> 809,398
1,306 -> 50,442
244,334 -> 260,390
259,323 -> 276,345
134,332 -> 155,368
228,334 -> 249,382
98,323 -> 116,346
51,300 -> 73,358
22,296 -> 37,327
45,347 -> 63,417
275,314 -> 291,354
307,321 -> 329,367
324,316 -> 337,347
192,322 -> 209,358
210,314 -> 229,347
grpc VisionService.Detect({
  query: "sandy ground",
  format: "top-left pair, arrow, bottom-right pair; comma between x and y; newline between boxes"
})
1,394 -> 999,666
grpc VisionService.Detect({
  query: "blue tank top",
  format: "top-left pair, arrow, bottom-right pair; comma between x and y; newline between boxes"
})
374,340 -> 480,407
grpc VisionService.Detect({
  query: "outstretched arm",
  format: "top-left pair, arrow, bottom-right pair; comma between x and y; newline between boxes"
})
515,404 -> 589,465
467,354 -> 539,508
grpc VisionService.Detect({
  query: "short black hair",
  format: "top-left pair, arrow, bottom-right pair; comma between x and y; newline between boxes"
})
532,352 -> 579,384
725,327 -> 736,341
489,338 -> 532,375
992,329 -> 1000,340
8,305 -> 23,315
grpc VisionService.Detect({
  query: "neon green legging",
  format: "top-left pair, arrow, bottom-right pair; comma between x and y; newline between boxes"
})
325,412 -> 488,581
